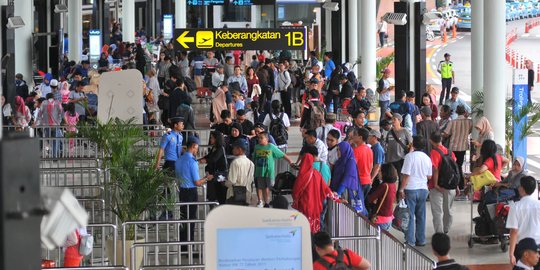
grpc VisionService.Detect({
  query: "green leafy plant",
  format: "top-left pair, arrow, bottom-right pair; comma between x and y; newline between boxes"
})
79,118 -> 175,239
376,53 -> 394,78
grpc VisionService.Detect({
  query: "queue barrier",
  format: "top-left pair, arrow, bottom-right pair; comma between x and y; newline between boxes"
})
43,268 -> 128,270
327,199 -> 435,270
121,219 -> 206,266
131,241 -> 205,270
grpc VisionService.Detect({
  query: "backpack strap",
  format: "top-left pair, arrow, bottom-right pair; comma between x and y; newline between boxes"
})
390,129 -> 408,152
316,256 -> 334,269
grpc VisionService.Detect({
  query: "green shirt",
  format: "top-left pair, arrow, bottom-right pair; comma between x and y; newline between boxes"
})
313,161 -> 331,185
253,143 -> 285,180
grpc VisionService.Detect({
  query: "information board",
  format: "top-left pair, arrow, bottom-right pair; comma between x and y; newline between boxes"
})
228,0 -> 276,5
187,0 -> 225,5
88,29 -> 102,62
163,14 -> 173,42
513,69 -> 529,166
174,28 -> 306,50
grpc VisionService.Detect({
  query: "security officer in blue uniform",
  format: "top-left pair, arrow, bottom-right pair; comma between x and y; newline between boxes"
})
155,117 -> 184,172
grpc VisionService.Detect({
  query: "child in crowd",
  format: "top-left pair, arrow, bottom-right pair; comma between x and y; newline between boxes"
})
232,91 -> 245,111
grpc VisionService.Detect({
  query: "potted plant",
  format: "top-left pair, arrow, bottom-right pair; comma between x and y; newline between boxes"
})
79,118 -> 175,266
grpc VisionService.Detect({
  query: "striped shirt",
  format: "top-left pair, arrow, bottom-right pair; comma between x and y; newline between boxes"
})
444,116 -> 473,152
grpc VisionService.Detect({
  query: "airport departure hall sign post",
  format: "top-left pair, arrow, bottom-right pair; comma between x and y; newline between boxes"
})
173,28 -> 307,51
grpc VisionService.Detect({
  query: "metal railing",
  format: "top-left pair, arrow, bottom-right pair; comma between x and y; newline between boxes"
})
121,219 -> 206,266
43,268 -> 128,270
131,241 -> 205,270
327,199 -> 436,270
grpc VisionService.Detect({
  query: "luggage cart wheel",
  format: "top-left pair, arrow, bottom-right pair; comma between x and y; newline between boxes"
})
468,237 -> 474,248
501,242 -> 508,252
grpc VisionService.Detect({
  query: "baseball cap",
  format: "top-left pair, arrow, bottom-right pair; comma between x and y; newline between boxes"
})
420,106 -> 432,116
392,113 -> 403,122
444,53 -> 451,57
369,129 -> 381,139
232,138 -> 249,152
309,77 -> 320,84
50,79 -> 59,87
216,64 -> 224,69
382,68 -> 391,74
187,135 -> 200,145
515,238 -> 540,259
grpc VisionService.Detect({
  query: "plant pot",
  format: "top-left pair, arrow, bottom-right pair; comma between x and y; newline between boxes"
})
106,237 -> 143,269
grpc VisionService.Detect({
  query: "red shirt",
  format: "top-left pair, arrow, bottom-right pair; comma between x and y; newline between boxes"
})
429,144 -> 456,189
313,249 -> 363,270
353,144 -> 373,185
484,155 -> 503,180
367,182 -> 397,218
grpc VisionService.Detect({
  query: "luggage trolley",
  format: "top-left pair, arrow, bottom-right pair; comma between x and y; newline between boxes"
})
467,180 -> 511,252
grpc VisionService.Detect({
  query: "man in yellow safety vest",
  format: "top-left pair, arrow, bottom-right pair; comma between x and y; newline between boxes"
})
437,53 -> 455,105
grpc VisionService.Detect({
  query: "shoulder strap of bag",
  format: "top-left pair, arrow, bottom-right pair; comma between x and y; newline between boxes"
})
374,183 -> 389,216
390,129 -> 408,151
222,146 -> 228,169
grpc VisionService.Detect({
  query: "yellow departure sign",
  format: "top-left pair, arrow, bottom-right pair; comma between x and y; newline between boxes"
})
174,28 -> 307,50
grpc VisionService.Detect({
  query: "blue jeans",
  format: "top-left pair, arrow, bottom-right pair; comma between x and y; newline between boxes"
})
379,100 -> 390,120
404,189 -> 429,246
361,184 -> 372,200
378,222 -> 391,231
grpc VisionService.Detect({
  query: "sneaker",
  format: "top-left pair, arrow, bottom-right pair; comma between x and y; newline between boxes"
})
264,203 -> 270,208
257,201 -> 264,208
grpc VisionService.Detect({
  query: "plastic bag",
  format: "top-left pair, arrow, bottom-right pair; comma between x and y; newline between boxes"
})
392,199 -> 410,232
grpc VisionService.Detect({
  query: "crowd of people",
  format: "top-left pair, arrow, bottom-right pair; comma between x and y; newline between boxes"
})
3,33 -> 540,268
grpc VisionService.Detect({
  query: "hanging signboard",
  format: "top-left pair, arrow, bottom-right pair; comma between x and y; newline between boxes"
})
513,69 -> 529,166
173,28 -> 307,50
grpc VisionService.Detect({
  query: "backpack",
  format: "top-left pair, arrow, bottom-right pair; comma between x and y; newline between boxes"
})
308,101 -> 325,130
78,233 -> 94,256
317,247 -> 354,270
183,76 -> 197,92
433,147 -> 460,189
269,113 -> 288,146
347,71 -> 358,90
229,81 -> 241,93
273,171 -> 296,191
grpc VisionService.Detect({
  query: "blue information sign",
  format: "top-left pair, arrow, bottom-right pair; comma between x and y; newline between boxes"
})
513,69 -> 529,166
187,0 -> 225,5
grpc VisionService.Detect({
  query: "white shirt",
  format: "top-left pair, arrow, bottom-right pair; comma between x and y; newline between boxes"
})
263,112 -> 291,128
316,124 -> 341,144
401,151 -> 432,190
226,155 -> 255,204
378,21 -> 388,33
515,260 -> 534,270
327,146 -> 339,167
506,195 -> 540,243
313,139 -> 328,163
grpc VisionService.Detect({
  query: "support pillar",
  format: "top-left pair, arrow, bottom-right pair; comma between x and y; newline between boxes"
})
347,0 -> 358,72
175,0 -> 186,29
68,0 -> 82,63
407,0 -> 417,92
360,0 -> 377,90
483,0 -> 506,147
122,0 -> 136,43
471,0 -> 484,94
324,9 -> 332,51
340,0 -> 346,63
14,0 -> 33,85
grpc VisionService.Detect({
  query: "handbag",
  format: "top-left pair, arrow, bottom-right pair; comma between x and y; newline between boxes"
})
214,146 -> 229,181
392,199 -> 410,232
471,170 -> 498,192
369,184 -> 389,223
232,186 -> 247,203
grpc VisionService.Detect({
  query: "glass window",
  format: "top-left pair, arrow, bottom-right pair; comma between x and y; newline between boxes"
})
222,6 -> 252,22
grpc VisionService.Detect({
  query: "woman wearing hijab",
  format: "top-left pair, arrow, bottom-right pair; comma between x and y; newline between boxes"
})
211,85 -> 229,124
471,116 -> 494,160
331,142 -> 367,214
13,96 -> 31,131
38,73 -> 53,97
292,153 -> 334,232
484,157 -> 526,203
225,123 -> 250,155
199,131 -> 228,204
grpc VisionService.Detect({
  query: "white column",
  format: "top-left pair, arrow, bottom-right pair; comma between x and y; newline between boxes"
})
360,0 -> 377,90
122,0 -> 135,43
175,0 -> 187,28
483,0 -> 506,147
68,0 -> 82,63
348,0 -> 358,68
357,0 -> 362,64
14,0 -> 33,81
340,0 -> 346,63
325,9 -> 332,51
471,0 -> 484,94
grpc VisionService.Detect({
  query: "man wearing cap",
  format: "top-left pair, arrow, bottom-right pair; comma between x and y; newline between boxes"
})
212,64 -> 225,90
225,138 -> 255,205
377,68 -> 394,121
444,87 -> 471,120
368,129 -> 385,185
437,53 -> 455,105
50,79 -> 62,102
69,81 -> 87,122
176,136 -> 213,241
155,117 -> 184,171
513,238 -> 540,270
416,106 -> 439,155
507,176 -> 540,267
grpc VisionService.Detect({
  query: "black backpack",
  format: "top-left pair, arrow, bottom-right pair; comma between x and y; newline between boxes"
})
269,113 -> 288,146
433,147 -> 460,189
317,248 -> 354,270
